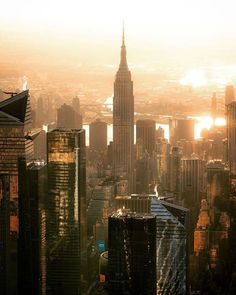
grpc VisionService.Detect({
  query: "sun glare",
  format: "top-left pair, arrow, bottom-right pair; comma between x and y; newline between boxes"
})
180,69 -> 207,87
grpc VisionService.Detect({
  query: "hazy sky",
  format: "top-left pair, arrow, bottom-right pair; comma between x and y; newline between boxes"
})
1,0 -> 236,68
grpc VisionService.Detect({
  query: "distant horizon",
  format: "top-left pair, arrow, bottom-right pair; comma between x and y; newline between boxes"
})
1,0 -> 236,73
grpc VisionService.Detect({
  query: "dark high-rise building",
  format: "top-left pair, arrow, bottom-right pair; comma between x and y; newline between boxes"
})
47,128 -> 87,294
108,210 -> 156,295
136,119 -> 156,158
113,27 -> 134,192
168,146 -> 182,198
0,90 -> 34,294
225,85 -> 235,105
206,160 -> 229,223
227,101 -> 236,190
18,158 -> 47,295
170,118 -> 195,144
72,96 -> 81,115
57,103 -> 76,129
0,174 -> 10,295
72,96 -> 83,129
89,119 -> 107,151
114,194 -> 188,295
136,119 -> 157,193
181,154 -> 204,207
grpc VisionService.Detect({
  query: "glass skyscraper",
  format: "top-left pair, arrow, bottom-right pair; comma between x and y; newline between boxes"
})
108,211 -> 157,295
46,128 -> 87,294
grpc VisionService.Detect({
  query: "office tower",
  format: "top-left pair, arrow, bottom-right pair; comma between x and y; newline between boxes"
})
181,154 -> 205,253
136,119 -> 156,158
72,96 -> 80,113
194,199 -> 210,256
47,128 -> 87,294
113,26 -> 134,192
34,129 -> 47,160
156,138 -> 170,190
0,90 -> 34,294
225,85 -> 235,105
89,119 -> 107,151
206,160 -> 229,223
151,199 -> 188,295
57,103 -> 76,128
168,146 -> 182,199
114,194 -> 188,294
169,118 -> 195,144
181,154 -> 204,207
0,174 -> 10,295
72,96 -> 83,129
18,158 -> 47,295
36,96 -> 45,127
227,101 -> 236,190
211,92 -> 217,121
108,211 -> 156,295
136,151 -> 152,194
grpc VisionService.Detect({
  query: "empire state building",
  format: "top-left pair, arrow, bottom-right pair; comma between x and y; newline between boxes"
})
113,27 -> 134,192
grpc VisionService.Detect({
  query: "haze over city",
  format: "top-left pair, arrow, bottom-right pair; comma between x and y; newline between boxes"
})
1,1 -> 236,295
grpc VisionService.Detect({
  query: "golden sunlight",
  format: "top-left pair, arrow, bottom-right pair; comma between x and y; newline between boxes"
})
180,70 -> 207,87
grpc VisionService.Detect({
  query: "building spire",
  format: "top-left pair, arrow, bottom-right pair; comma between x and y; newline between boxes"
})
119,22 -> 128,70
122,20 -> 125,46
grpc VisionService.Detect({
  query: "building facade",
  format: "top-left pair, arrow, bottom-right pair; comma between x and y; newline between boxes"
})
47,128 -> 87,294
0,90 -> 34,294
113,27 -> 134,192
108,211 -> 156,295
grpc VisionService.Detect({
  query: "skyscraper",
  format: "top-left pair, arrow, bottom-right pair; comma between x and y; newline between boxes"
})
225,85 -> 235,106
136,119 -> 156,158
169,118 -> 195,144
206,160 -> 229,223
114,194 -> 188,294
57,103 -> 76,129
181,154 -> 204,207
227,101 -> 236,190
18,158 -> 47,295
168,146 -> 182,199
72,96 -> 83,129
136,119 -> 157,193
108,210 -> 156,295
89,119 -> 107,151
0,90 -> 34,294
113,26 -> 134,192
0,174 -> 10,295
47,128 -> 87,294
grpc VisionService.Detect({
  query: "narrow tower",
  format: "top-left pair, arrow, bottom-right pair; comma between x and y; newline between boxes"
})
113,25 -> 134,192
